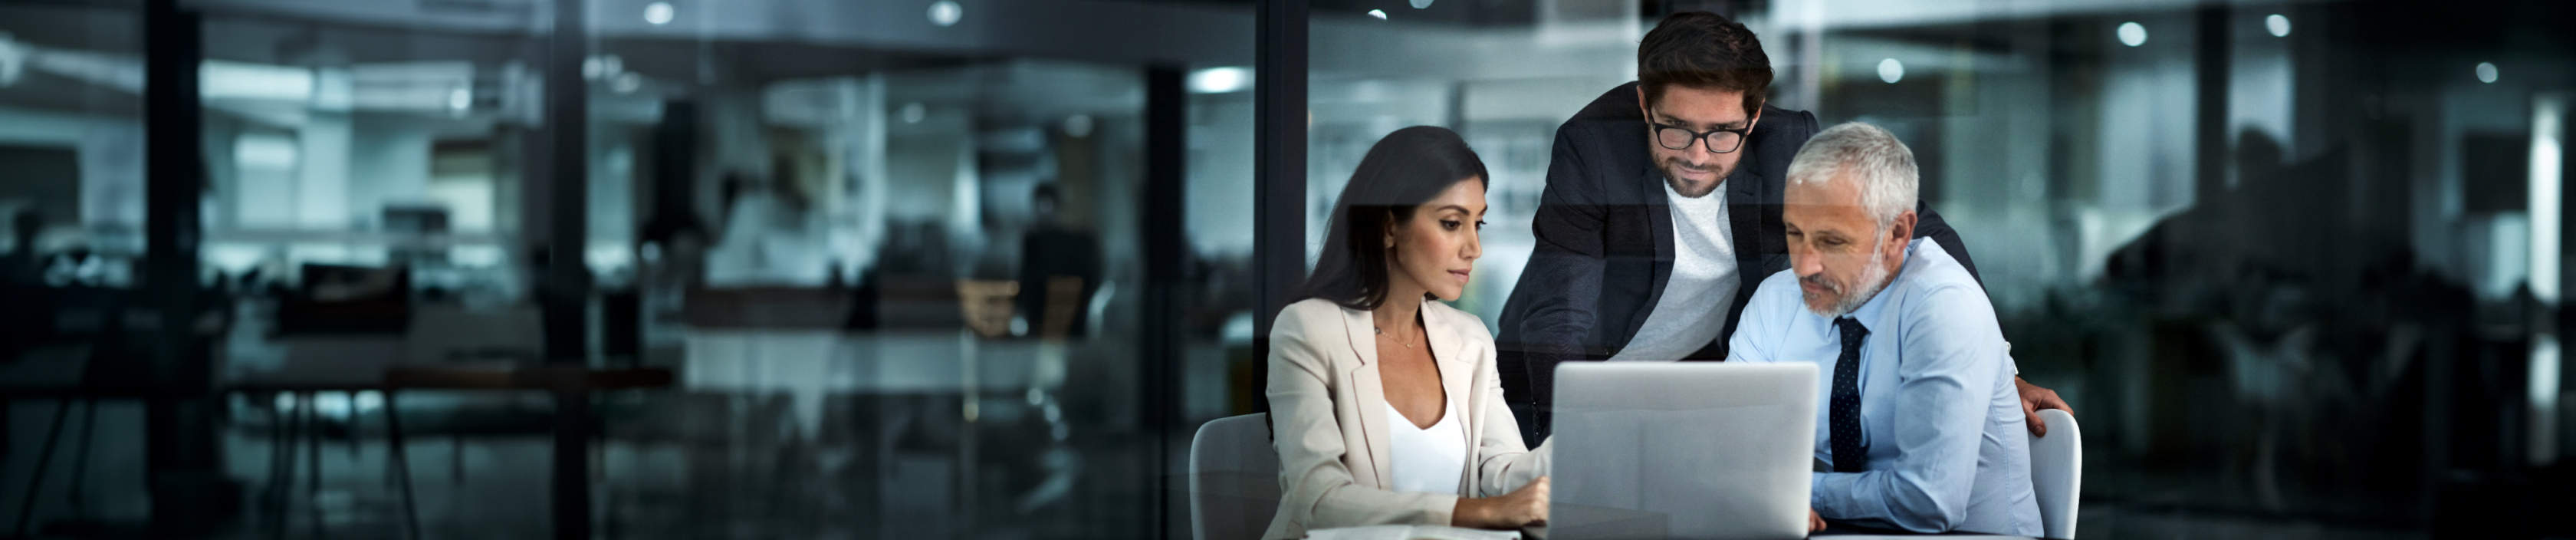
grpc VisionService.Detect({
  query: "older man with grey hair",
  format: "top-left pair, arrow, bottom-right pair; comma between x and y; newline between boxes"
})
1724,122 -> 2041,535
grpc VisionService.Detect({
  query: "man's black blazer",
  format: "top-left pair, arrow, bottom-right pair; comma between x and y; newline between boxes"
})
1493,82 -> 1984,446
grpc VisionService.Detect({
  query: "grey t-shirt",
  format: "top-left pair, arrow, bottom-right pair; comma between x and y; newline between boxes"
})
1608,180 -> 1739,361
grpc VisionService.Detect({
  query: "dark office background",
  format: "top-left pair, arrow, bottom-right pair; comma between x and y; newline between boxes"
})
0,0 -> 2569,538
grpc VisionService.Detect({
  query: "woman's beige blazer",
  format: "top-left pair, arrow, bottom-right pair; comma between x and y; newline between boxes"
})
1261,298 -> 1549,540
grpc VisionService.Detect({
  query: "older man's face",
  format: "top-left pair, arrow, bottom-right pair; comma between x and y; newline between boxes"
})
1784,171 -> 1914,317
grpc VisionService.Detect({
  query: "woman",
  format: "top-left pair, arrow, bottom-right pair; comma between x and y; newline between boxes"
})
1263,126 -> 1549,539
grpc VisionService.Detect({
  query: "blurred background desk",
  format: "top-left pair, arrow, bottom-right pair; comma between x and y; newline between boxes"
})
228,364 -> 675,540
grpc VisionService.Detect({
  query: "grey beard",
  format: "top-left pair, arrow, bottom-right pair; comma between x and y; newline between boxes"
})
1802,238 -> 1893,318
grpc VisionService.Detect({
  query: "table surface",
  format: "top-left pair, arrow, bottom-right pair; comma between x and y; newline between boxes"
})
1307,524 -> 2048,540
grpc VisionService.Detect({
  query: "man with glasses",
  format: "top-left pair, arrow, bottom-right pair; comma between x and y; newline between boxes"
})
1493,11 -> 2071,447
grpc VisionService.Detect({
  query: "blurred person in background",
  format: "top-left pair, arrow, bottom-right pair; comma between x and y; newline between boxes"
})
1017,183 -> 1101,338
705,170 -> 836,286
2,209 -> 48,361
3,208 -> 40,285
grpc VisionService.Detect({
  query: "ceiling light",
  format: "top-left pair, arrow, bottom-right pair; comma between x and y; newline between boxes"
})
928,1 -> 963,27
901,102 -> 927,123
2479,62 -> 2499,84
2265,15 -> 2290,37
2117,22 -> 2147,47
643,2 -> 673,25
1188,67 -> 1252,94
202,61 -> 314,102
1368,9 -> 1387,19
448,85 -> 472,114
0,32 -> 25,88
1878,58 -> 1903,84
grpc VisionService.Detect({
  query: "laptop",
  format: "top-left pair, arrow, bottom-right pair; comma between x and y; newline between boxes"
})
1547,362 -> 1819,540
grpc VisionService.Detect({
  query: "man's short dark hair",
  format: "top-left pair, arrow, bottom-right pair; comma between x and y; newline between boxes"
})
1638,12 -> 1773,116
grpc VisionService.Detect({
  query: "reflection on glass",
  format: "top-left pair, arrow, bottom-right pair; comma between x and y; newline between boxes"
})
585,24 -> 1163,533
0,0 -> 2567,538
189,11 -> 559,538
1311,0 -> 2576,536
0,4 -> 145,286
0,3 -> 148,528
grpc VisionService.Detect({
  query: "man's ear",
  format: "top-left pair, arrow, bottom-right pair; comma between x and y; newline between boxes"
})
1636,86 -> 1651,120
1887,210 -> 1917,253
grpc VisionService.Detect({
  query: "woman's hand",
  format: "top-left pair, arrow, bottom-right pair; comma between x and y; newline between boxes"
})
1809,509 -> 1826,532
1452,476 -> 1549,529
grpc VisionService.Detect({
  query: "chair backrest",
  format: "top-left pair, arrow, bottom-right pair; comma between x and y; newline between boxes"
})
1191,413 -> 1280,540
2027,408 -> 2082,539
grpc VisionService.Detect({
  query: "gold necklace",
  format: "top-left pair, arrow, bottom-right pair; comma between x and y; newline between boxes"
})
1374,326 -> 1417,349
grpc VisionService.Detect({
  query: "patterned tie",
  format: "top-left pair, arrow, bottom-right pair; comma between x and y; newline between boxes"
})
1831,317 -> 1870,473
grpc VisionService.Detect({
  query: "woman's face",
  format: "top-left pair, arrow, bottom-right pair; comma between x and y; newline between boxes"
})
1386,178 -> 1487,302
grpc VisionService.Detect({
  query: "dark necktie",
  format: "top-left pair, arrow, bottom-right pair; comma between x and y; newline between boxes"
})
1831,317 -> 1870,472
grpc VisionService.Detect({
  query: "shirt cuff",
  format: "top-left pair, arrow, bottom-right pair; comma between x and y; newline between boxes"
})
1809,472 -> 1829,510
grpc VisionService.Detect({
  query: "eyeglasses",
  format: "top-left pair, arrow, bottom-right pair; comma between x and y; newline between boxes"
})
1648,114 -> 1752,154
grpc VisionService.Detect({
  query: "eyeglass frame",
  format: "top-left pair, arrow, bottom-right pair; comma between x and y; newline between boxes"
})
1645,110 -> 1755,154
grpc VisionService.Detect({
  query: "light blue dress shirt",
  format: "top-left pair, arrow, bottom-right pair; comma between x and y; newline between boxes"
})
1726,238 -> 2041,536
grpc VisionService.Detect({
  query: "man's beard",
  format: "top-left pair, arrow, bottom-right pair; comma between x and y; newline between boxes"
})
1658,155 -> 1732,198
1801,237 -> 1893,318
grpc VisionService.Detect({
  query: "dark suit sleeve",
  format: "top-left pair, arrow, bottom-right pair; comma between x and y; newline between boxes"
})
1504,124 -> 1617,445
1910,202 -> 1983,288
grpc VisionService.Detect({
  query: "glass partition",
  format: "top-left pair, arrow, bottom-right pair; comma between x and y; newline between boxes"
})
0,1 -> 148,527
0,2 -> 146,285
189,8 -> 562,538
1,0 -> 2568,538
581,2 -> 1209,536
1310,0 -> 2575,535
1306,0 -> 1640,321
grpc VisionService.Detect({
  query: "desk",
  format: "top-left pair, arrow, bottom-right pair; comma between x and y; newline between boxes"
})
678,328 -> 1067,438
1808,519 -> 2044,538
232,365 -> 673,540
0,344 -> 206,538
1508,523 -> 2045,540
5,346 -> 672,540
1522,532 -> 2037,540
1317,525 -> 2042,540
1311,524 -> 2041,540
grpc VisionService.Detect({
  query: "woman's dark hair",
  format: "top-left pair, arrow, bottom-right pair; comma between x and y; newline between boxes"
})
1286,126 -> 1490,312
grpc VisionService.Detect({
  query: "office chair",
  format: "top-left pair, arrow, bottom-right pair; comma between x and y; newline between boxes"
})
2028,408 -> 2083,539
1189,413 -> 1278,540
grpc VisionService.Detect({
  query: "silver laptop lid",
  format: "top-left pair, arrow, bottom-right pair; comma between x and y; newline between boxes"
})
1548,362 -> 1819,540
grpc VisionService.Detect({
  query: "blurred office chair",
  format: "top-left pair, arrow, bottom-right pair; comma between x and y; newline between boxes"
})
2027,408 -> 2082,539
1190,413 -> 1278,540
277,263 -> 412,334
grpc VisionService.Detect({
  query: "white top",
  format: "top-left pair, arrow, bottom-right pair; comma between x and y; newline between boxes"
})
1608,181 -> 1740,361
1385,399 -> 1467,495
